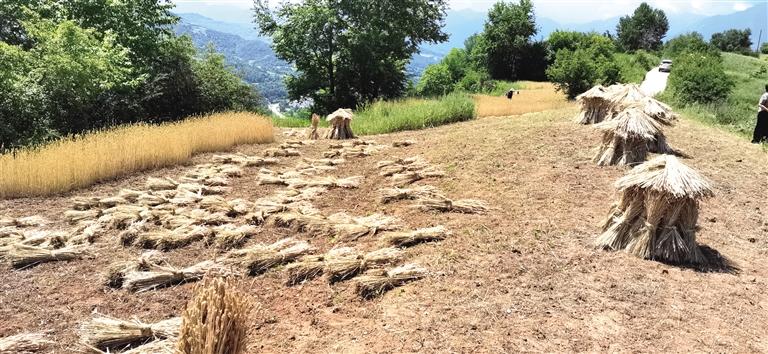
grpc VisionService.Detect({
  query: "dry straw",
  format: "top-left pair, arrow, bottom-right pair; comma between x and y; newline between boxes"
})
381,226 -> 450,247
176,277 -> 252,354
78,315 -> 180,351
378,186 -> 441,203
7,244 -> 83,268
575,85 -> 611,124
355,264 -> 428,299
412,194 -> 489,214
596,155 -> 714,264
221,238 -> 315,275
122,261 -> 227,292
0,332 -> 51,353
326,108 -> 356,140
593,106 -> 679,166
325,247 -> 403,282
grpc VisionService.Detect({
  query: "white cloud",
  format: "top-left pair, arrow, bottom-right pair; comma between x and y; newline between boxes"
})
733,2 -> 751,11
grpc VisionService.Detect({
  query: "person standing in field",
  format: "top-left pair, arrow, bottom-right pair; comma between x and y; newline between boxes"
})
753,84 -> 768,144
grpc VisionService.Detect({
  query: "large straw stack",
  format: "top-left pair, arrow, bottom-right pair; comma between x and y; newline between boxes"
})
326,109 -> 355,140
593,106 -> 678,166
596,155 -> 714,264
575,85 -> 611,124
176,278 -> 252,354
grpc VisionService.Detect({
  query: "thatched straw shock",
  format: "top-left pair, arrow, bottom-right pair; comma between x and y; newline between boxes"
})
176,278 -> 252,354
596,155 -> 714,264
7,244 -> 83,268
0,332 -> 51,353
575,85 -> 611,124
355,264 -> 428,299
593,106 -> 679,166
381,226 -> 450,247
122,261 -> 227,292
326,108 -> 355,140
78,316 -> 180,351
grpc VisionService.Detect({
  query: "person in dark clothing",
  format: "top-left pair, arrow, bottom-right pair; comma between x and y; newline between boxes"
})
753,84 -> 768,144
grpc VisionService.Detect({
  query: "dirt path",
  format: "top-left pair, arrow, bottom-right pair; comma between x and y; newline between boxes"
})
1,107 -> 767,353
640,66 -> 670,96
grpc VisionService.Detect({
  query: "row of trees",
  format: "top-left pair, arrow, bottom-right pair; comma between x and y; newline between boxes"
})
1,0 -> 262,150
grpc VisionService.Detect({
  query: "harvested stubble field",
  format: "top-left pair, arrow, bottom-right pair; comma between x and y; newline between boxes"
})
1,101 -> 768,352
475,82 -> 568,118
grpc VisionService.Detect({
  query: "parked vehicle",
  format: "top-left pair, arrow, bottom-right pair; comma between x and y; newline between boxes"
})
659,59 -> 672,73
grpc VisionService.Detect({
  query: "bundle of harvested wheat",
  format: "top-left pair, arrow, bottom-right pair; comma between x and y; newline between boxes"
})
596,155 -> 714,264
575,85 -> 611,124
378,185 -> 441,203
392,140 -> 416,147
19,230 -> 67,249
137,193 -> 169,207
285,175 -> 364,189
118,222 -> 151,246
118,189 -> 144,203
327,212 -> 402,237
221,239 -> 315,275
0,332 -> 51,353
7,244 -> 83,268
413,195 -> 489,214
284,255 -> 326,285
355,264 -> 428,298
104,251 -> 165,288
79,315 -> 180,351
606,83 -> 646,112
263,147 -> 300,157
593,106 -> 678,166
64,209 -> 101,224
177,183 -> 228,196
326,108 -> 355,140
638,96 -> 677,125
377,156 -> 428,169
146,177 -> 179,191
134,226 -> 211,251
210,225 -> 260,249
303,158 -> 345,166
176,277 -> 252,354
390,169 -> 445,187
326,247 -> 403,282
381,226 -> 450,247
122,261 -> 226,292
72,196 -> 102,211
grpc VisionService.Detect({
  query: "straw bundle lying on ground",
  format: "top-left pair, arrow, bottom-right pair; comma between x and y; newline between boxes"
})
212,154 -> 279,167
378,186 -> 441,203
0,215 -> 49,228
355,264 -> 428,299
210,225 -> 260,249
137,192 -> 169,207
118,189 -> 144,203
381,226 -> 450,247
284,175 -> 363,189
221,238 -> 315,275
593,106 -> 678,166
377,157 -> 430,177
79,316 -> 180,351
390,169 -> 445,186
596,155 -> 714,264
18,230 -> 67,249
122,261 -> 226,292
263,147 -> 300,157
7,244 -> 83,268
325,247 -> 403,282
412,194 -> 489,214
0,332 -> 51,353
176,278 -> 252,354
64,209 -> 101,224
285,255 -> 326,285
72,196 -> 102,211
146,177 -> 179,191
134,226 -> 212,251
104,251 -> 165,288
575,85 -> 611,124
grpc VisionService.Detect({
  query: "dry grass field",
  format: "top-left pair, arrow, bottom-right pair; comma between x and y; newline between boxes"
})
0,102 -> 767,352
0,112 -> 274,198
475,82 -> 569,118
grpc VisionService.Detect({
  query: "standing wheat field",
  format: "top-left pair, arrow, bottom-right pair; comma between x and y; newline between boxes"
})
0,112 -> 274,198
474,82 -> 569,118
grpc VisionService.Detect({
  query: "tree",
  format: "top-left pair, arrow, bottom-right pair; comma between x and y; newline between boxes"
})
616,2 -> 669,51
546,32 -> 620,98
710,29 -> 752,55
253,0 -> 448,113
194,46 -> 265,113
663,32 -> 719,58
416,64 -> 453,97
481,0 -> 537,80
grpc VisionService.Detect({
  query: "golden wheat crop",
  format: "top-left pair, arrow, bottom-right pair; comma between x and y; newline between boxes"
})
0,112 -> 274,198
475,82 -> 571,118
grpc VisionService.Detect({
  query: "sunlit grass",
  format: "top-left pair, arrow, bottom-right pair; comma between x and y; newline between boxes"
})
352,93 -> 476,135
0,112 -> 274,198
474,82 -> 570,118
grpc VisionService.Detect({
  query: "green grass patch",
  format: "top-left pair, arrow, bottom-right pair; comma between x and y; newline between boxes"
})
486,80 -> 525,96
661,52 -> 768,138
352,93 -> 476,135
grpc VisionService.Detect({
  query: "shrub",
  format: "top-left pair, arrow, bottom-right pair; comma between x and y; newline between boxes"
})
416,64 -> 454,97
668,53 -> 733,104
547,47 -> 620,98
455,70 -> 495,93
663,32 -> 719,59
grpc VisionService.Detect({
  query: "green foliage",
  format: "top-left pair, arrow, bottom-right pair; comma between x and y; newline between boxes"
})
668,53 -> 733,104
481,0 -> 537,80
616,2 -> 669,51
193,46 -> 264,113
663,32 -> 719,59
614,51 -> 660,83
455,70 -> 495,93
353,93 -> 475,135
761,43 -> 768,55
253,0 -> 449,113
416,64 -> 455,97
546,32 -> 620,98
710,29 -> 753,55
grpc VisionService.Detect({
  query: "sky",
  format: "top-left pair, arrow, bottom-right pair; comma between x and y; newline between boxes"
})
173,0 -> 763,24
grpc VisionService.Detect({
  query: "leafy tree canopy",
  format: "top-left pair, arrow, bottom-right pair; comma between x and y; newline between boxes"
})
616,2 -> 669,51
710,29 -> 752,55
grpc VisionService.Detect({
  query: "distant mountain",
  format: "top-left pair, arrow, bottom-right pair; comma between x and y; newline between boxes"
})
176,13 -> 263,41
686,3 -> 767,47
174,22 -> 292,103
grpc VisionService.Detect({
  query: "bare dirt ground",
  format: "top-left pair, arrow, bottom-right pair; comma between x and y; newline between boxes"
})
2,104 -> 768,353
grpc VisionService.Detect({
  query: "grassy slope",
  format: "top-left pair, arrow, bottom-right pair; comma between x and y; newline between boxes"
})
663,53 -> 768,138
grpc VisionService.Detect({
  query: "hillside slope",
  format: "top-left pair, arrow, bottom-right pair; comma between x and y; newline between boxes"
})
1,106 -> 766,352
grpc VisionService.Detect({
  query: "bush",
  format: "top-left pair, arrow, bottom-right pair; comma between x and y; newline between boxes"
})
615,50 -> 660,83
547,47 -> 620,99
668,53 -> 733,104
663,32 -> 719,59
416,64 -> 454,97
455,70 -> 495,93
353,93 -> 475,135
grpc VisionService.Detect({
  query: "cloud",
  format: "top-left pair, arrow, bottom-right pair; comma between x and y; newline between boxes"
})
733,2 -> 751,11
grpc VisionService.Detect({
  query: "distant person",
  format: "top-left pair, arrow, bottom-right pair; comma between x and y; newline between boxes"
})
506,89 -> 518,100
753,84 -> 768,144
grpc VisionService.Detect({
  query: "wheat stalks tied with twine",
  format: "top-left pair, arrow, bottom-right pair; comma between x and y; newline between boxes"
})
7,244 -> 84,268
122,261 -> 228,292
0,332 -> 51,354
221,238 -> 316,276
325,247 -> 403,283
381,226 -> 450,247
78,315 -> 180,351
355,264 -> 428,299
176,277 -> 253,354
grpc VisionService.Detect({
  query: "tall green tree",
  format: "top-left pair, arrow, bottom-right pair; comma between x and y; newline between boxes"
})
546,32 -> 620,98
710,29 -> 753,55
253,0 -> 448,112
481,0 -> 537,80
616,2 -> 669,51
